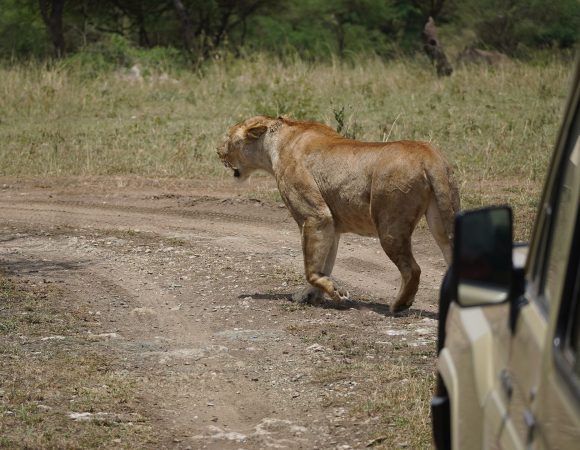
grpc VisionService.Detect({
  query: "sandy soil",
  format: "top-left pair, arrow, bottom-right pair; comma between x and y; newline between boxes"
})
0,176 -> 447,449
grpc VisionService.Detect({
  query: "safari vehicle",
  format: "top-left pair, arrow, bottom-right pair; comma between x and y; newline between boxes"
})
432,58 -> 580,449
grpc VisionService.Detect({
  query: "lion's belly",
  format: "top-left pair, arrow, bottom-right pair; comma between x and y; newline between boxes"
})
319,176 -> 378,236
329,200 -> 378,237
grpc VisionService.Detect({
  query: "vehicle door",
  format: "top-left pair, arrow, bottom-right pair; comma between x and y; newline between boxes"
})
498,61 -> 580,450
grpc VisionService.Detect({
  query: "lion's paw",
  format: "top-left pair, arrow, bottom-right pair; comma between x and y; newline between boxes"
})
390,302 -> 412,315
292,287 -> 323,305
333,289 -> 350,302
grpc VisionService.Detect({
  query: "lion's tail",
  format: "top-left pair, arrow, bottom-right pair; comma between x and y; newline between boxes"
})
424,161 -> 460,264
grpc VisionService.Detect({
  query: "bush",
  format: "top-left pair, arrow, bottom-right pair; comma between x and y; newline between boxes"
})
455,0 -> 580,53
61,36 -> 191,78
0,0 -> 48,60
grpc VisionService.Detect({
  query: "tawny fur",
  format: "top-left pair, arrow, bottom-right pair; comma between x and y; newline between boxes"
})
217,116 -> 460,313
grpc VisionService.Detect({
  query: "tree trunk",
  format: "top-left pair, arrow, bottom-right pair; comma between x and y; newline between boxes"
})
239,18 -> 247,49
136,5 -> 151,48
213,9 -> 232,48
39,0 -> 66,58
422,17 -> 453,77
332,14 -> 345,59
428,0 -> 446,19
172,0 -> 196,54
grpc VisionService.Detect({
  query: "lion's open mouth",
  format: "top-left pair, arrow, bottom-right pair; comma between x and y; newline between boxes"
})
218,156 -> 240,178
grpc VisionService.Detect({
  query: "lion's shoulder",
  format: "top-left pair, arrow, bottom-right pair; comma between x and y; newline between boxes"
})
281,117 -> 341,138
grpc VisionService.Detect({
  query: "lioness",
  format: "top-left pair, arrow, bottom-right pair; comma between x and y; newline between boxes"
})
217,116 -> 460,313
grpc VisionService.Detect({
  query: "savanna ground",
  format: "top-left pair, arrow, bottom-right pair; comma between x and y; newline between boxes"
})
0,55 -> 575,449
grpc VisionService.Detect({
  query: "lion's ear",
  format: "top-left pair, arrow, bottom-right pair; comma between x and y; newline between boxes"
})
245,125 -> 268,140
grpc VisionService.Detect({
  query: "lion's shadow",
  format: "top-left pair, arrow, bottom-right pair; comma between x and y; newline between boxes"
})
238,292 -> 438,319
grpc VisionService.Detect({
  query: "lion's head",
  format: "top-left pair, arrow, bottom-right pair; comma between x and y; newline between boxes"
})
217,116 -> 274,181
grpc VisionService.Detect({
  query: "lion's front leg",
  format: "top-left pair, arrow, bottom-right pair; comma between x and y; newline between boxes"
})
300,218 -> 348,303
293,233 -> 341,304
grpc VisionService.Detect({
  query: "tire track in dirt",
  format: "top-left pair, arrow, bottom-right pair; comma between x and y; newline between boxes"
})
0,179 -> 446,448
0,198 -> 446,309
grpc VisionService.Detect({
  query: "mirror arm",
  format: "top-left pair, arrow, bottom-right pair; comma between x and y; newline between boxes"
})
508,265 -> 527,334
437,266 -> 455,354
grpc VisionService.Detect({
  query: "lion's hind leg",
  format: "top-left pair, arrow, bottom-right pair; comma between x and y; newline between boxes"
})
372,179 -> 428,314
379,234 -> 421,314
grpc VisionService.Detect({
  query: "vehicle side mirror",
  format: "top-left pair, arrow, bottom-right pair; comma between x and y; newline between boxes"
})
454,206 -> 513,307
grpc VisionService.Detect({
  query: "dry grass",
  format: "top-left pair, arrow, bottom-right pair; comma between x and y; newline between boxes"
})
0,274 -> 155,449
353,359 -> 434,449
289,320 -> 435,448
0,54 -> 573,448
0,55 -> 573,239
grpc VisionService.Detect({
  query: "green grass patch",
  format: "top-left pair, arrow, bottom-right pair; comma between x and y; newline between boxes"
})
0,55 -> 573,239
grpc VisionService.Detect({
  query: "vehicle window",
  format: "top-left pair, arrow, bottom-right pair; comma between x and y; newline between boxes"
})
567,289 -> 580,376
538,103 -> 580,309
555,212 -> 580,389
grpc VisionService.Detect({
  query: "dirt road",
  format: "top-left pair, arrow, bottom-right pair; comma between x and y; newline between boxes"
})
0,176 -> 446,449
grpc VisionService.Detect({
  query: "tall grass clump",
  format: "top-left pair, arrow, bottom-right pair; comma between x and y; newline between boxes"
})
0,53 -> 573,237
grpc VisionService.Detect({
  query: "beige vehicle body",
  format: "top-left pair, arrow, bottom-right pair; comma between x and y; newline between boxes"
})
433,59 -> 580,449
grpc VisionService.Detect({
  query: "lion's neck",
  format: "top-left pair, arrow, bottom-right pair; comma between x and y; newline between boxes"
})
261,134 -> 280,177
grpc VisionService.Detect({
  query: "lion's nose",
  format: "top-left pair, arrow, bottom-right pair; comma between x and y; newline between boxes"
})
233,169 -> 241,178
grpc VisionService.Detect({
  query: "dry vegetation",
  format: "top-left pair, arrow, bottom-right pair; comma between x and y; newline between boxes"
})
0,273 -> 155,449
0,55 -> 573,239
0,58 -> 573,444
0,54 -> 573,446
289,318 -> 435,448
